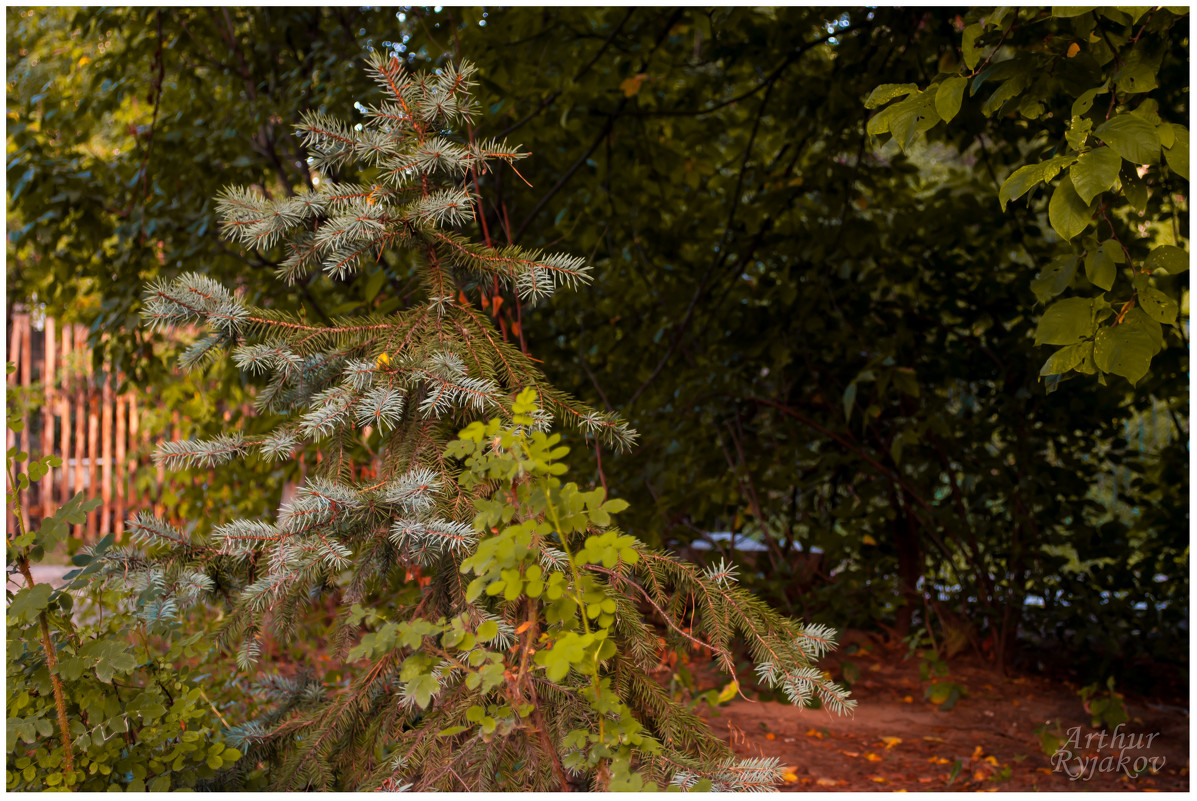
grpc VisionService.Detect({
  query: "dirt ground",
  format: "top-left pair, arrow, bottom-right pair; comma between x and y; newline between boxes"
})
692,630 -> 1189,792
12,567 -> 1187,790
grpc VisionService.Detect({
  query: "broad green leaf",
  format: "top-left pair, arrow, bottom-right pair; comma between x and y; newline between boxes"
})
1066,116 -> 1094,151
1071,147 -> 1122,204
865,101 -> 902,136
864,83 -> 918,109
1031,255 -> 1079,304
1120,163 -> 1149,212
1118,6 -> 1152,23
1138,286 -> 1179,325
1094,327 -> 1151,385
981,74 -> 1031,117
999,156 -> 1076,210
38,492 -> 103,550
1158,122 -> 1176,150
934,76 -> 967,123
1084,247 -> 1117,290
1094,114 -> 1161,165
1144,245 -> 1188,274
962,23 -> 985,70
1113,48 -> 1161,94
1163,125 -> 1189,179
1040,342 -> 1093,376
7,584 -> 53,625
1070,83 -> 1109,118
889,93 -> 939,153
1048,175 -> 1092,241
1102,239 -> 1128,264
1036,297 -> 1097,345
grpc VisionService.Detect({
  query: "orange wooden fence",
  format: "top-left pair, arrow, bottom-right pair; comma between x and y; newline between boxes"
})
7,309 -> 159,542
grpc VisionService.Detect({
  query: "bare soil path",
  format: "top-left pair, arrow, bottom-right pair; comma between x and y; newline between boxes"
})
700,632 -> 1188,791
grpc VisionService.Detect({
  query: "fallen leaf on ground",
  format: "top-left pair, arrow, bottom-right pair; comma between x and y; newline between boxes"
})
880,736 -> 902,749
816,778 -> 838,787
872,776 -> 887,783
903,695 -> 914,703
779,767 -> 799,783
865,752 -> 883,762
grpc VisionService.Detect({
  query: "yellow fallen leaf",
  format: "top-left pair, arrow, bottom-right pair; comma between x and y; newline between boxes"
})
862,534 -> 877,545
865,752 -> 882,762
805,728 -> 824,739
715,680 -> 739,705
1067,42 -> 1081,57
872,776 -> 887,783
902,695 -> 914,703
816,778 -> 838,787
973,771 -> 986,782
515,621 -> 532,635
78,56 -> 91,67
881,736 -> 902,749
376,351 -> 391,367
765,733 -> 776,740
984,756 -> 998,766
620,74 -> 647,97
972,745 -> 984,760
928,757 -> 951,765
922,736 -> 944,743
780,769 -> 799,783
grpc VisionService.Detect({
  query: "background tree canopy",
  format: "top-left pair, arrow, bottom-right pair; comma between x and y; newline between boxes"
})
7,6 -> 1188,689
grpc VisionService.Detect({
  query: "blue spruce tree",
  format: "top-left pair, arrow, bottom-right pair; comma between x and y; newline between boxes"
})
117,53 -> 853,790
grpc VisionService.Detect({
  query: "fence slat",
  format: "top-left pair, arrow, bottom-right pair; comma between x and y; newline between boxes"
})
59,325 -> 72,506
128,396 -> 139,531
87,388 -> 99,538
115,388 -> 126,540
100,365 -> 113,537
19,314 -> 32,532
43,318 -> 56,516
7,316 -> 21,536
73,327 -> 86,538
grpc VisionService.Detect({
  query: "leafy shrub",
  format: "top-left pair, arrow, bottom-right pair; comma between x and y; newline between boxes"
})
5,364 -> 238,791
